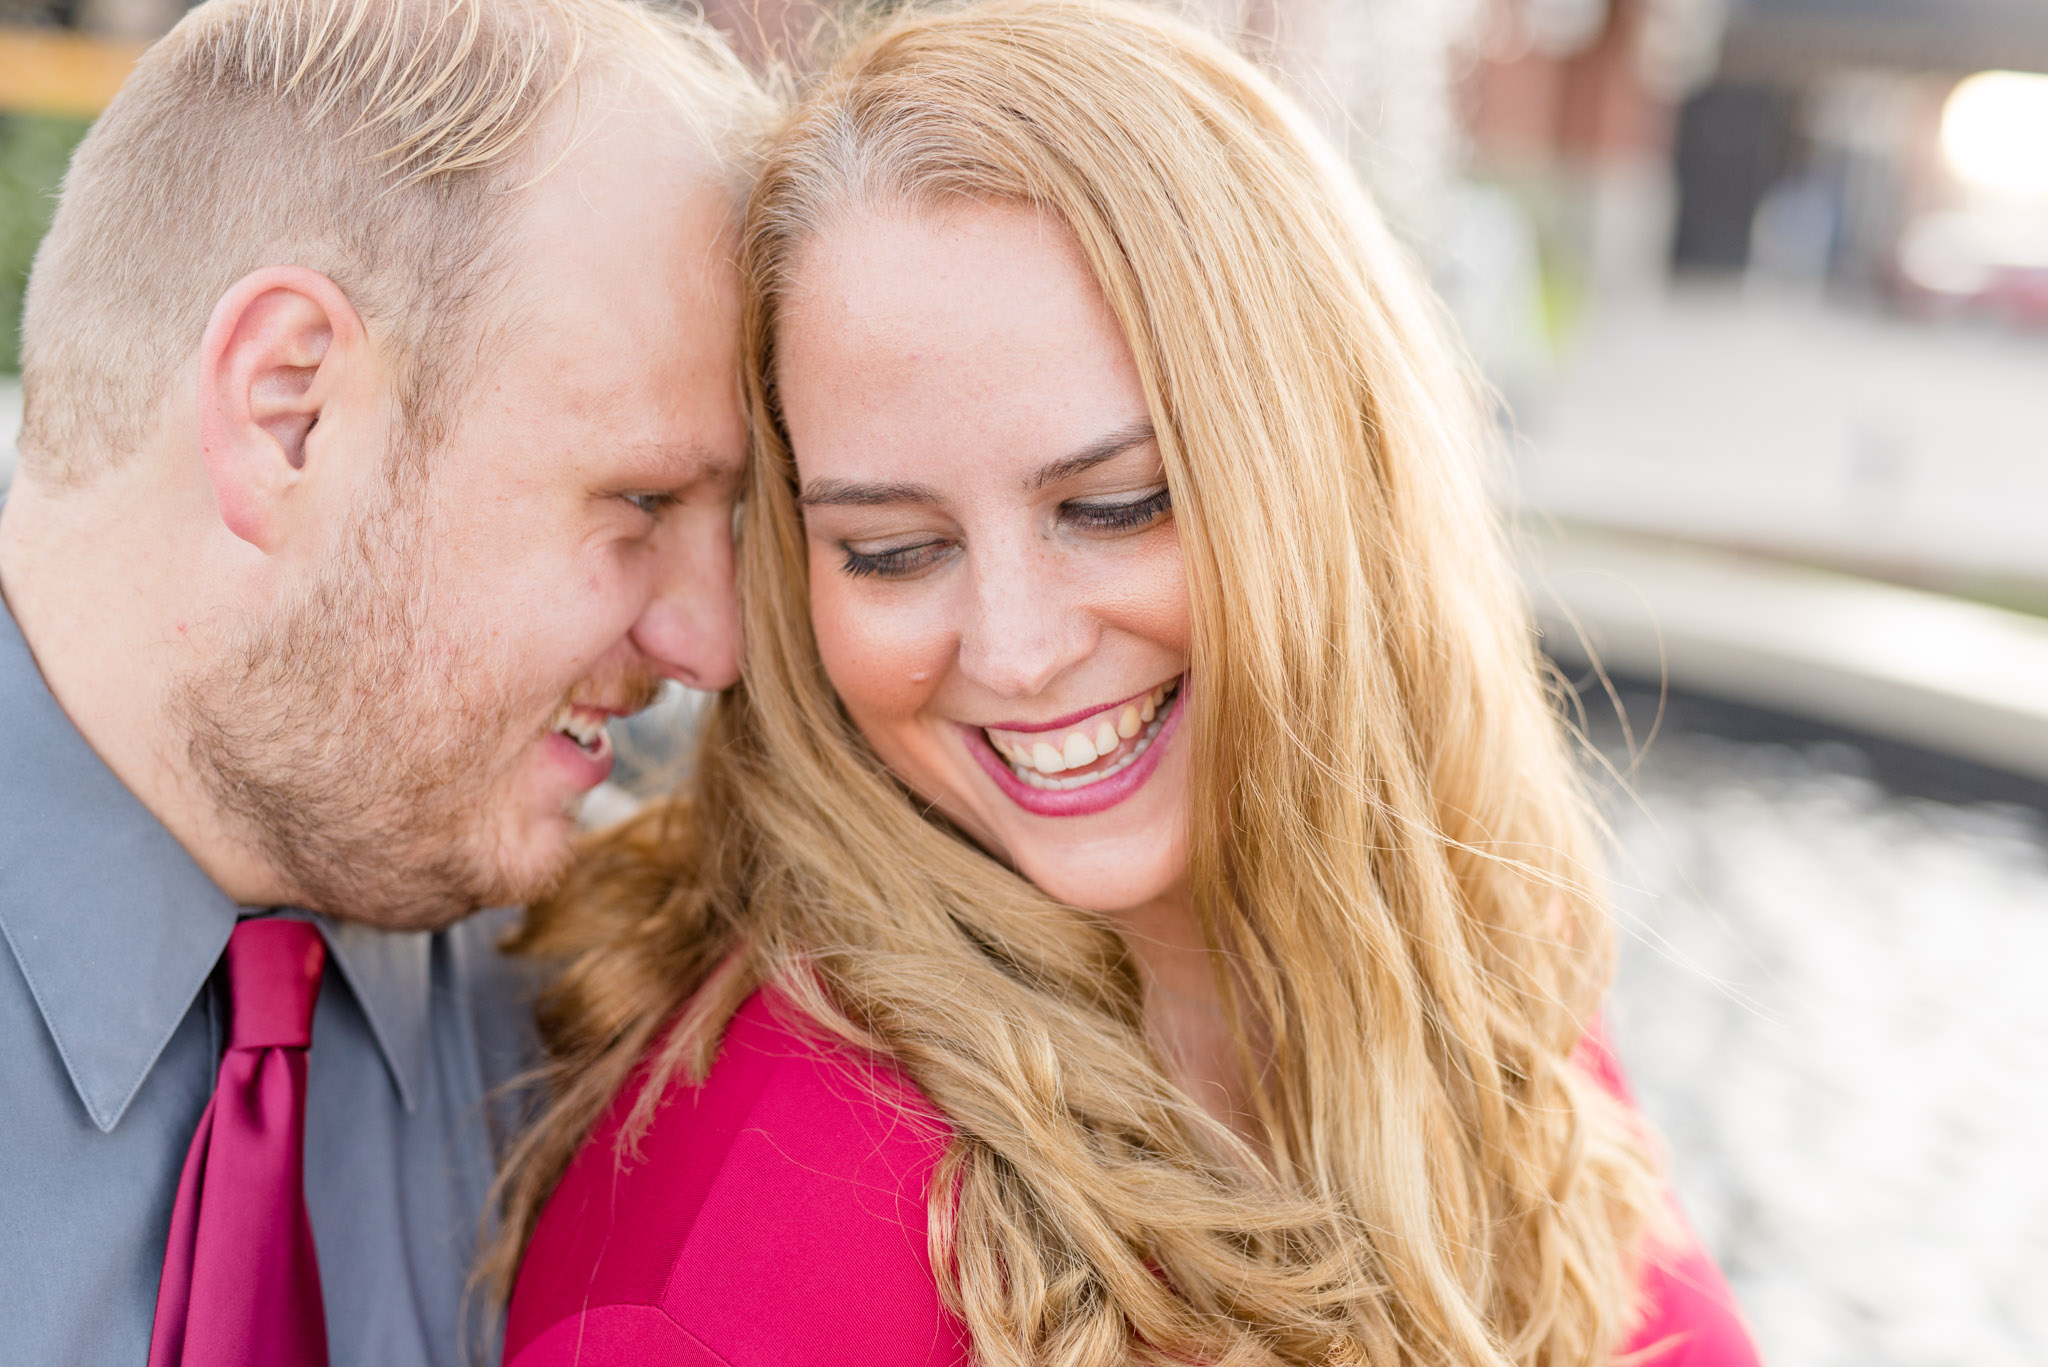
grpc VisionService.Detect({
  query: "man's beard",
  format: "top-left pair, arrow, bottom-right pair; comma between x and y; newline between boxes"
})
174,487 -> 554,930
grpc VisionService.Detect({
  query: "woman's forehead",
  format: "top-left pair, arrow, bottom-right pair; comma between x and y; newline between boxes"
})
774,201 -> 1146,487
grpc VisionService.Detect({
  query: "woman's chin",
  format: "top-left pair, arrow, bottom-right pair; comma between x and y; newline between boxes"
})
1003,837 -> 1188,917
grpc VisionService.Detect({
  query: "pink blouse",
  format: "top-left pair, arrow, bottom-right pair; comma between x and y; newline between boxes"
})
506,989 -> 1759,1366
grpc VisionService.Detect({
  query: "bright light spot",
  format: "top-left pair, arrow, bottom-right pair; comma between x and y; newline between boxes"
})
1941,71 -> 2048,199
1899,213 -> 1995,294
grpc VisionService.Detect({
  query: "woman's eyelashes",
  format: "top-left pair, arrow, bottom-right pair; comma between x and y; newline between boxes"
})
1062,485 -> 1171,532
837,487 -> 1172,581
842,538 -> 952,579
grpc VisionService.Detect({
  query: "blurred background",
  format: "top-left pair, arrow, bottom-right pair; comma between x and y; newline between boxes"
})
5,1 -> 2046,1362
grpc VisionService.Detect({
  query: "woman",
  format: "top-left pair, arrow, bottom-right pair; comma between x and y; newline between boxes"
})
494,3 -> 1759,1364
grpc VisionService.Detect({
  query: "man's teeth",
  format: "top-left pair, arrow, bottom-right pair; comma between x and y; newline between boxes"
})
988,681 -> 1178,791
551,706 -> 612,757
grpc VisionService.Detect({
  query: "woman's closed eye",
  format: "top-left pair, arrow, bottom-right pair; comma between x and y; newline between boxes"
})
837,487 -> 1170,580
1061,485 -> 1171,533
842,537 -> 954,579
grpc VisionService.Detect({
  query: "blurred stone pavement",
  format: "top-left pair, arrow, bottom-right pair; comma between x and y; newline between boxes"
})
1596,720 -> 2048,1367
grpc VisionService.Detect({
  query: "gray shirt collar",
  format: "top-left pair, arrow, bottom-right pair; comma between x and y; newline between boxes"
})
0,587 -> 430,1130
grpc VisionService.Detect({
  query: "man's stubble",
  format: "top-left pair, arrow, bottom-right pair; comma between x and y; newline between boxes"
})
174,462 -> 549,930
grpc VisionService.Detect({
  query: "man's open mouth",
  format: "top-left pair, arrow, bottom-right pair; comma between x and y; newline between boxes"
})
549,702 -> 615,762
981,678 -> 1181,792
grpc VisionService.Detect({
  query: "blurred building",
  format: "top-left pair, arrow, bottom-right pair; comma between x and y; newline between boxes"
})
1679,0 -> 2048,317
1451,0 -> 2048,596
1465,0 -> 1728,308
1456,0 -> 2048,325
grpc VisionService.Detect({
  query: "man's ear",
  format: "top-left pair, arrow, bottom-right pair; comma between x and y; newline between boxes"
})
195,266 -> 367,551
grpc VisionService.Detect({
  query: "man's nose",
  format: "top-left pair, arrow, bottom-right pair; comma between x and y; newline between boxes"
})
629,509 -> 741,691
953,543 -> 1096,700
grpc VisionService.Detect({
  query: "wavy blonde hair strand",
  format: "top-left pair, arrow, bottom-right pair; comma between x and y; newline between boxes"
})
491,5 -> 1664,1365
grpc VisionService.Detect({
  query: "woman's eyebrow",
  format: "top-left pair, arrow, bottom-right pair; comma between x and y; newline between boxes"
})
1030,419 -> 1157,490
796,419 -> 1158,507
798,477 -> 940,508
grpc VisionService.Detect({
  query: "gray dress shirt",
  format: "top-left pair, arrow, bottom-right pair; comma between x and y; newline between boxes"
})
0,589 -> 539,1365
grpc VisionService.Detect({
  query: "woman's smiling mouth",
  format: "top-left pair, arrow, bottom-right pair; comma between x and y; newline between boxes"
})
965,677 -> 1185,816
983,679 -> 1180,788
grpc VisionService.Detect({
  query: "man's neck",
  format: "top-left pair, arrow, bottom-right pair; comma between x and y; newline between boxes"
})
0,473 -> 288,907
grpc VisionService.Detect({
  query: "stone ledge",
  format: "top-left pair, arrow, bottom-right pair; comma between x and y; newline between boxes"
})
1523,523 -> 2048,783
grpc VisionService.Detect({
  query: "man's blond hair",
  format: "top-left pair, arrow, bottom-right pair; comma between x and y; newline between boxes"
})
17,0 -> 771,486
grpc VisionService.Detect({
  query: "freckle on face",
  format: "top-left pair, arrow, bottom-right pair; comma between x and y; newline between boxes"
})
779,200 -> 1194,917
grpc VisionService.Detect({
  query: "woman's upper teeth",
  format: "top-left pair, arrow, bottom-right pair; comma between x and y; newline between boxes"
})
987,682 -> 1176,775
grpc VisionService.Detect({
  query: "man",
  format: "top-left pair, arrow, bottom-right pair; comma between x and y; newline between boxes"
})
0,1 -> 770,1362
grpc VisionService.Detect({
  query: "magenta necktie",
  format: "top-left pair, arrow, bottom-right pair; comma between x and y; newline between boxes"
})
149,918 -> 330,1367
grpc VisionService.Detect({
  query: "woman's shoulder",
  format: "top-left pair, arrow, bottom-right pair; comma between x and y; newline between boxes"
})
1576,1021 -> 1761,1367
506,986 -> 971,1367
1624,1240 -> 1763,1367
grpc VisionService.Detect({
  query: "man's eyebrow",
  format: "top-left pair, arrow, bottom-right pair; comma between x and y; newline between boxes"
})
1030,419 -> 1157,490
623,441 -> 730,483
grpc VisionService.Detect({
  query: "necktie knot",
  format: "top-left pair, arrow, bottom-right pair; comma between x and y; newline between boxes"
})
152,916 -> 330,1367
224,919 -> 326,1050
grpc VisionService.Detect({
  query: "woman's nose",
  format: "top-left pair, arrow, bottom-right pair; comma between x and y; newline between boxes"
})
952,543 -> 1096,700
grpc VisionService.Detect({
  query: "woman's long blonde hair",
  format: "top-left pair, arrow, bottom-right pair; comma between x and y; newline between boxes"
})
492,3 -> 1663,1363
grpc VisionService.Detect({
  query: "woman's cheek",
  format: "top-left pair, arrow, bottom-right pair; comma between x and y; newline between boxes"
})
809,572 -> 950,726
1089,528 -> 1192,657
